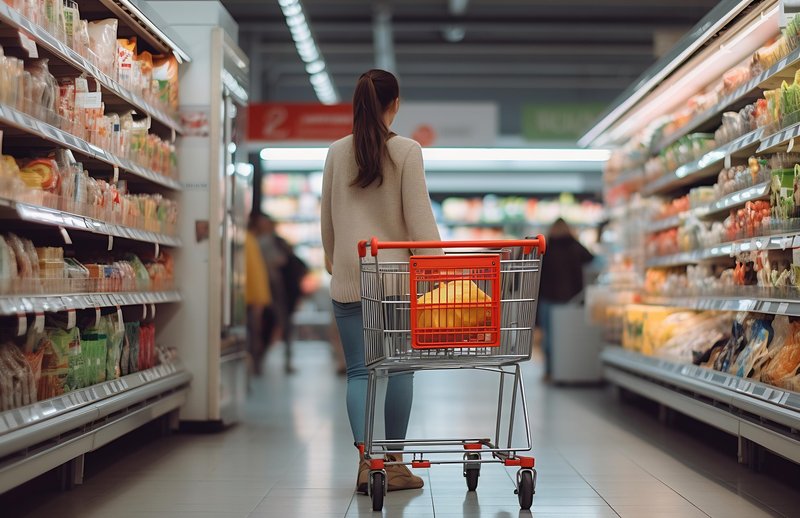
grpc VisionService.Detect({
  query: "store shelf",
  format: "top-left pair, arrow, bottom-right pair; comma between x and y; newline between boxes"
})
0,103 -> 180,191
602,347 -> 800,464
644,294 -> 800,316
644,129 -> 762,196
652,44 -> 800,154
646,215 -> 683,234
608,167 -> 644,190
0,291 -> 181,315
96,0 -> 191,62
0,2 -> 182,134
758,118 -> 800,154
0,360 -> 191,493
0,198 -> 181,247
646,230 -> 800,268
693,181 -> 772,219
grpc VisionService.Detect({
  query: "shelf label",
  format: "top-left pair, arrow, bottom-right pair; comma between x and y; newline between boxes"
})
778,302 -> 790,314
762,301 -> 772,313
142,304 -> 147,320
151,304 -> 156,319
17,313 -> 26,336
108,235 -> 114,251
58,225 -> 72,245
94,307 -> 101,327
724,154 -> 731,169
117,306 -> 124,333
788,137 -> 795,153
67,309 -> 76,329
34,312 -> 44,332
154,242 -> 160,258
113,166 -> 119,184
18,31 -> 38,58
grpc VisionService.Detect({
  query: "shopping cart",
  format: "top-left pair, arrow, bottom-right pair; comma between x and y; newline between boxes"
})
357,236 -> 545,511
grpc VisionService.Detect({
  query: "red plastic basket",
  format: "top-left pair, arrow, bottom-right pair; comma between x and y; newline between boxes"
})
409,254 -> 501,349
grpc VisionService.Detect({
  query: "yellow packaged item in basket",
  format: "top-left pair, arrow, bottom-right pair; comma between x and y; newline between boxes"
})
416,280 -> 492,328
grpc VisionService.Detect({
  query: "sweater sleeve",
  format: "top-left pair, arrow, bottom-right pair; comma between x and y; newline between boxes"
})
400,142 -> 442,254
320,148 -> 335,265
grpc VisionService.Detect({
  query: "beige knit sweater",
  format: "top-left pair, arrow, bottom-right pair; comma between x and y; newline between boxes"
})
321,134 -> 441,303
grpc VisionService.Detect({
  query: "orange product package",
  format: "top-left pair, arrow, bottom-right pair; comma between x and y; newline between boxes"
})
416,280 -> 493,329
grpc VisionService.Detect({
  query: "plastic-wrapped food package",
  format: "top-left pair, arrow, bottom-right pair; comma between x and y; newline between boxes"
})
152,54 -> 179,111
657,313 -> 731,363
87,19 -> 118,77
81,326 -> 107,385
125,254 -> 151,291
24,60 -> 59,126
0,235 -> 14,293
64,324 -> 84,392
117,38 -> 136,90
762,320 -> 800,386
731,318 -> 773,378
38,328 -> 70,400
103,313 -> 124,380
0,342 -> 36,411
125,321 -> 140,374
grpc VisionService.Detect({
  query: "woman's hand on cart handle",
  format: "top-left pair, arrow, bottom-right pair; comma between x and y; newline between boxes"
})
358,236 -> 546,257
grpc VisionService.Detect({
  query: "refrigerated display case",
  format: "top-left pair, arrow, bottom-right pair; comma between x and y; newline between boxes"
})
583,0 -> 800,467
150,1 -> 249,426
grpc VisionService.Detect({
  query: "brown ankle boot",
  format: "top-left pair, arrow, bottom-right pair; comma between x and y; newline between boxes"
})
384,454 -> 424,491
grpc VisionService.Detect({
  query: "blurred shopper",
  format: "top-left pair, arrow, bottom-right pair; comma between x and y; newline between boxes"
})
245,213 -> 272,376
321,69 -> 441,493
256,213 -> 308,374
539,218 -> 594,381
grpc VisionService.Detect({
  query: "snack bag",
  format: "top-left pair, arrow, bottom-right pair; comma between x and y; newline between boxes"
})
416,280 -> 492,328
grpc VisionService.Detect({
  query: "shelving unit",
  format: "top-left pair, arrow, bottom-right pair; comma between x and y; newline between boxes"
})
0,0 -> 190,494
583,0 -> 800,468
603,347 -> 800,464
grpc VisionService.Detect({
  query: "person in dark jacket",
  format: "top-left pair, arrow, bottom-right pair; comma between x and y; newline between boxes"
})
538,218 -> 594,380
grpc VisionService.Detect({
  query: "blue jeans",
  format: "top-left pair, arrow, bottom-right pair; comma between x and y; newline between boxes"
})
332,300 -> 413,444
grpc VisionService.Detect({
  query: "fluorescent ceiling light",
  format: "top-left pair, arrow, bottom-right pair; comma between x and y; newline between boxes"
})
260,147 -> 610,162
280,0 -> 339,104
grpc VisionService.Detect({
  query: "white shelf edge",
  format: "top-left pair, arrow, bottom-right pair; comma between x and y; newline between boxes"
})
602,347 -> 800,432
0,2 -> 182,134
652,43 -> 800,154
0,198 -> 181,247
0,291 -> 181,315
644,129 -> 762,196
643,294 -> 800,317
0,103 -> 181,191
646,230 -> 800,268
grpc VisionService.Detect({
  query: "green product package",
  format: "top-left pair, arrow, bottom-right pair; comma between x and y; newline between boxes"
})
124,322 -> 141,375
102,314 -> 125,381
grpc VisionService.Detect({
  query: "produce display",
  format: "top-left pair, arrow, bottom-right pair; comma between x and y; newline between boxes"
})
0,315 -> 163,411
622,306 -> 800,392
0,149 -> 178,235
0,233 -> 174,295
0,46 -> 177,179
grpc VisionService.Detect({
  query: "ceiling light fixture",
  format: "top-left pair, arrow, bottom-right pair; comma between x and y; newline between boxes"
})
279,0 -> 340,105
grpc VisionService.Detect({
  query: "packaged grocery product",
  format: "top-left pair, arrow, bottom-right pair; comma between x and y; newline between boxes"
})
761,320 -> 800,386
730,318 -> 772,377
117,37 -> 136,89
18,158 -> 58,191
87,19 -> 118,77
122,321 -> 140,375
62,1 -> 79,49
416,280 -> 492,329
103,313 -> 124,379
0,342 -> 36,410
38,328 -> 71,400
137,51 -> 154,99
152,54 -> 178,111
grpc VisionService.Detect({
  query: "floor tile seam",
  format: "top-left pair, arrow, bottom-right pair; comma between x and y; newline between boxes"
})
554,445 -> 622,518
618,450 -> 720,517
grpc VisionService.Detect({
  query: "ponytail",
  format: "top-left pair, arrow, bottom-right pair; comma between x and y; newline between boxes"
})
352,69 -> 399,188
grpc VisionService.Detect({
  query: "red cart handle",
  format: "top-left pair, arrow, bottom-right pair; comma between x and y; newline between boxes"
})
358,236 -> 546,258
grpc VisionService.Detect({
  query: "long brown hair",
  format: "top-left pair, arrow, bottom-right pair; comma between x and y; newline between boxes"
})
352,69 -> 399,188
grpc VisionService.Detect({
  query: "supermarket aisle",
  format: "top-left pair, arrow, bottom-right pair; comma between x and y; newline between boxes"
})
10,341 -> 800,518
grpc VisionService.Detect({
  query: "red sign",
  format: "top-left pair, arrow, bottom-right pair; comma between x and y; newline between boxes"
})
247,103 -> 353,141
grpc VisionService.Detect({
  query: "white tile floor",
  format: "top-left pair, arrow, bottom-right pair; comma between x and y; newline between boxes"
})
11,341 -> 800,517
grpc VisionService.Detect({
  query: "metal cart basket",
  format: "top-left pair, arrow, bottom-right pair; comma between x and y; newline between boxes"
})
357,236 -> 545,511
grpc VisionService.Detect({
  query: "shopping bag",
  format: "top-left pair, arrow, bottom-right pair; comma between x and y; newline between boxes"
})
416,280 -> 493,329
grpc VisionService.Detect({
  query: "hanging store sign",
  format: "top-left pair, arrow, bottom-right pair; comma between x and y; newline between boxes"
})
247,103 -> 353,141
522,103 -> 606,141
393,102 -> 498,147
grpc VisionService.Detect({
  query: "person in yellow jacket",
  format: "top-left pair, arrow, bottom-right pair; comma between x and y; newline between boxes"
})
246,212 -> 272,376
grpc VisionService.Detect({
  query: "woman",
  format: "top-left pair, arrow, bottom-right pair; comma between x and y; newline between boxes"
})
245,212 -> 272,376
321,69 -> 441,493
538,218 -> 594,380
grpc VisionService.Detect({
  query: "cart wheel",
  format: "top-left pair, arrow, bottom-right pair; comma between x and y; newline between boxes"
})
463,453 -> 480,491
370,471 -> 385,511
517,469 -> 535,510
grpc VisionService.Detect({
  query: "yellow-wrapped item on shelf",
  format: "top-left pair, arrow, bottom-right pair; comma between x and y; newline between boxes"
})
417,280 -> 492,328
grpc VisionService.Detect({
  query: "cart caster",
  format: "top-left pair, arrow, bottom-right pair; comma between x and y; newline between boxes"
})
369,470 -> 386,511
516,468 -> 536,510
463,453 -> 481,491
